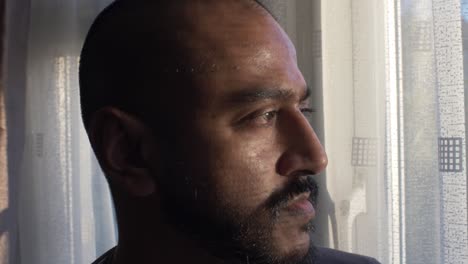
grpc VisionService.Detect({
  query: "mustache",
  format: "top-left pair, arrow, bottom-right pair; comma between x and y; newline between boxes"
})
265,175 -> 319,213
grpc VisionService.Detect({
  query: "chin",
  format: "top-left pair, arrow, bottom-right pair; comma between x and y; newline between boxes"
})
263,221 -> 315,264
270,241 -> 316,264
280,238 -> 317,264
275,230 -> 311,257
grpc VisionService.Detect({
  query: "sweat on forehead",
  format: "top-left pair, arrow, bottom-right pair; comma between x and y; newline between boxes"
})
78,0 -> 274,128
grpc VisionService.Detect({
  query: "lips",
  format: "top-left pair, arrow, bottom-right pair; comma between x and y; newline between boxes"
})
284,192 -> 315,217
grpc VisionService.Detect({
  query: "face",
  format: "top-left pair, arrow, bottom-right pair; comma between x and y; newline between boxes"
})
150,2 -> 328,264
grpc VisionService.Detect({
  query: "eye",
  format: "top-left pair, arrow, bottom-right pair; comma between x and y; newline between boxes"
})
249,110 -> 279,126
300,107 -> 316,118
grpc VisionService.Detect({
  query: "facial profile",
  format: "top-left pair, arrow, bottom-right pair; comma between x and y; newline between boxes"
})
79,1 -> 328,264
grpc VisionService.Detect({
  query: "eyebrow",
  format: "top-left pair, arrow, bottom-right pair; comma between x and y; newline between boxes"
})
225,86 -> 311,105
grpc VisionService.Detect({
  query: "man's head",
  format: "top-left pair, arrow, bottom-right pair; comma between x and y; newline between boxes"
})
79,1 -> 328,264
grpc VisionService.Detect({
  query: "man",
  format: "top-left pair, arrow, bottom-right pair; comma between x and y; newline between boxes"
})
79,0 -> 380,263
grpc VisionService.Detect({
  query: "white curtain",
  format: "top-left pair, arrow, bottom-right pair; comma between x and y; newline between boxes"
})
320,0 -> 468,263
3,0 -> 468,264
5,0 -> 116,263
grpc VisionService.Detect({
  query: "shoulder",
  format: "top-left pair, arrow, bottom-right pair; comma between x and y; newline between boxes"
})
91,247 -> 115,264
315,247 -> 381,264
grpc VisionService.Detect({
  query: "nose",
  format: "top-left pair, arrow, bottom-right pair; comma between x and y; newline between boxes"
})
276,111 -> 328,177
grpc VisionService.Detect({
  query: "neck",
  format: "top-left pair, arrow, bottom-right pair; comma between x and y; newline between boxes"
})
111,205 -> 227,264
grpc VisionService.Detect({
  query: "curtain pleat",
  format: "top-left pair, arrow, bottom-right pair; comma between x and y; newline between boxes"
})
0,0 -> 8,262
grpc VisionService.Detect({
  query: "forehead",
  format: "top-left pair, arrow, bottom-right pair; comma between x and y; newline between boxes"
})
174,1 -> 305,101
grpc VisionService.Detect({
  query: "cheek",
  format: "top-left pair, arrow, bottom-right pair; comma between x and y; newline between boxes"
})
206,137 -> 281,214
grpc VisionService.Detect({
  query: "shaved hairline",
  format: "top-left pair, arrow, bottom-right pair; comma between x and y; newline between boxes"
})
79,0 -> 278,129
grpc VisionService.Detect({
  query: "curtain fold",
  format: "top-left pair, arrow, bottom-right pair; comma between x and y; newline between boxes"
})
322,0 -> 468,263
0,0 -> 7,262
6,0 -> 116,263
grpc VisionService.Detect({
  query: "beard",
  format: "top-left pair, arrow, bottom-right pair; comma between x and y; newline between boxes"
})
155,163 -> 320,264
227,175 -> 319,264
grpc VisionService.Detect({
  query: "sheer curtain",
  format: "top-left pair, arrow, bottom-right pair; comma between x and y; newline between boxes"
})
320,0 -> 468,263
5,0 -> 116,263
3,0 -> 468,264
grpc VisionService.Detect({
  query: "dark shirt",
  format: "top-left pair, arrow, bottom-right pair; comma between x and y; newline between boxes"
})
92,248 -> 114,264
92,247 -> 381,264
315,247 -> 381,264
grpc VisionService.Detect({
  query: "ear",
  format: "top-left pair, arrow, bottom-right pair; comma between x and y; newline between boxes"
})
87,107 -> 158,197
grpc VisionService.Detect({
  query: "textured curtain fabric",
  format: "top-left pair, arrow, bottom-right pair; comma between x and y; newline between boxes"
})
5,0 -> 116,263
0,0 -> 7,263
321,0 -> 468,263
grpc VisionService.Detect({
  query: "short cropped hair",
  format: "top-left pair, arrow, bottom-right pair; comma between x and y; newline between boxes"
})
79,0 -> 272,129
